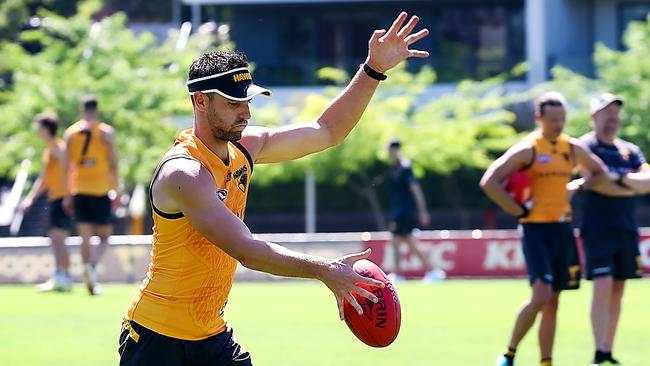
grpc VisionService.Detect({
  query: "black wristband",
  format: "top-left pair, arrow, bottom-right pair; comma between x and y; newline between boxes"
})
517,204 -> 530,219
361,63 -> 387,81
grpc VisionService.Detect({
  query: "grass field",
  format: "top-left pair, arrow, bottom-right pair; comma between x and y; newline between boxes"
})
1,279 -> 649,366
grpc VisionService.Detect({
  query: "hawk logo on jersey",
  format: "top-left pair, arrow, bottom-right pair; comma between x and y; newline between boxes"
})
562,152 -> 570,162
233,165 -> 248,192
619,147 -> 630,161
216,189 -> 228,201
538,154 -> 552,164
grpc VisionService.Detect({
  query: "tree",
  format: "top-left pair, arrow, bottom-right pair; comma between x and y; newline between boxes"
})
250,64 -> 521,229
0,0 -> 29,43
549,15 -> 650,153
0,0 -> 226,185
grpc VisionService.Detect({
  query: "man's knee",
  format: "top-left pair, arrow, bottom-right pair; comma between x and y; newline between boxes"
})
530,281 -> 553,309
96,225 -> 113,241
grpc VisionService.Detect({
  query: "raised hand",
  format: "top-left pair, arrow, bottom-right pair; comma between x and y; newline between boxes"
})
366,12 -> 430,73
320,249 -> 386,320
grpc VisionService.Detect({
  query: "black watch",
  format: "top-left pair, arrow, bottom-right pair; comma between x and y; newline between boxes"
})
517,204 -> 530,219
361,63 -> 387,81
616,172 -> 628,188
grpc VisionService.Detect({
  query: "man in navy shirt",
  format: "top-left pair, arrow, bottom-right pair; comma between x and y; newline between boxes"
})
579,93 -> 647,366
386,140 -> 445,283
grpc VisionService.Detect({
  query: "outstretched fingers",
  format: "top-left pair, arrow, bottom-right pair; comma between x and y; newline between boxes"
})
353,286 -> 379,303
357,274 -> 386,288
405,28 -> 429,45
343,290 -> 363,316
386,11 -> 408,36
335,293 -> 345,320
408,49 -> 430,58
397,15 -> 420,38
343,248 -> 372,263
369,29 -> 387,44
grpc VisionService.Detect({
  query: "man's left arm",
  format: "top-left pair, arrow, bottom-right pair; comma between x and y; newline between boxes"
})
567,139 -> 609,195
241,12 -> 429,164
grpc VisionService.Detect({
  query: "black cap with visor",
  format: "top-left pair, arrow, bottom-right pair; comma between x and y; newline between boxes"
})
187,67 -> 272,101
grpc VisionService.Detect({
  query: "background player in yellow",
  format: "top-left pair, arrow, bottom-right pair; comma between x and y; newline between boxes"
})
120,12 -> 429,365
481,92 -> 608,366
21,112 -> 72,292
62,96 -> 119,295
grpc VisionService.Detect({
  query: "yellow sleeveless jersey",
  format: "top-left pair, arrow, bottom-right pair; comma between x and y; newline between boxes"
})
65,120 -> 111,196
520,131 -> 575,223
43,139 -> 66,201
126,129 -> 253,340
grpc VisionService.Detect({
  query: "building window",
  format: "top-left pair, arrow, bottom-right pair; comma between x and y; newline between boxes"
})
223,1 -> 524,86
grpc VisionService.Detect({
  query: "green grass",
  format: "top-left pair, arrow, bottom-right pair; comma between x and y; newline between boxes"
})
1,280 -> 649,365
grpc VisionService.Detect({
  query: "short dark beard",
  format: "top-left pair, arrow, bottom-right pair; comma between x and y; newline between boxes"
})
209,123 -> 243,142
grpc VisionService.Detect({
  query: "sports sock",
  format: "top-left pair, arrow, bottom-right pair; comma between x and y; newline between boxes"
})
540,357 -> 552,366
503,347 -> 516,365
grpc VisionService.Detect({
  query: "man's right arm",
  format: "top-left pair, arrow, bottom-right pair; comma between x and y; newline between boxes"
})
155,159 -> 384,319
21,156 -> 48,212
61,130 -> 74,214
479,143 -> 533,216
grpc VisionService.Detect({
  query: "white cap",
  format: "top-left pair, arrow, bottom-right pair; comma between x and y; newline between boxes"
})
590,93 -> 623,114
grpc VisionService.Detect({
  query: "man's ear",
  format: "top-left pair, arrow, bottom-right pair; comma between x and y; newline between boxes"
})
193,92 -> 208,112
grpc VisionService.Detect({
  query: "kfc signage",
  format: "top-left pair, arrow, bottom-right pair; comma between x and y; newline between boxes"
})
365,231 -> 650,278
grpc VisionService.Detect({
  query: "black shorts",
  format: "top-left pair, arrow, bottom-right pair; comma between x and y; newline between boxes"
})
390,215 -> 418,236
521,223 -> 581,291
74,194 -> 112,225
119,320 -> 252,366
49,199 -> 71,230
582,230 -> 642,280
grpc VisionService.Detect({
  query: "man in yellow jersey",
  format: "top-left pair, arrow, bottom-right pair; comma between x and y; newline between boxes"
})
120,12 -> 429,365
62,96 -> 119,295
21,112 -> 72,292
480,92 -> 608,366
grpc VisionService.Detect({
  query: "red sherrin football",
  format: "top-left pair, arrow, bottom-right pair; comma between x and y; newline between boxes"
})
343,259 -> 401,347
505,170 -> 532,204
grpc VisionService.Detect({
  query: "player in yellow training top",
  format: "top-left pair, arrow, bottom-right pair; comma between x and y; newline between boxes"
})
62,96 -> 119,296
119,12 -> 429,365
481,92 -> 609,366
21,112 -> 72,292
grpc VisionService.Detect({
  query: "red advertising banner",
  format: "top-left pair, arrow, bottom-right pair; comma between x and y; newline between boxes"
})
363,230 -> 650,278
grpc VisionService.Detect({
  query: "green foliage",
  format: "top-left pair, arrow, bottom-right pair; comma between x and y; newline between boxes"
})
549,15 -> 650,152
0,0 -> 29,42
0,0 -> 226,185
252,63 -> 518,188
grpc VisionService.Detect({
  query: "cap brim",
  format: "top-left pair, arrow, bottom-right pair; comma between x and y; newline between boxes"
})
591,96 -> 624,113
192,84 -> 272,102
244,84 -> 272,101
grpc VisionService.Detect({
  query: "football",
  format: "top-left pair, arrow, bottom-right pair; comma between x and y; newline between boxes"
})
343,259 -> 401,347
505,170 -> 532,204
